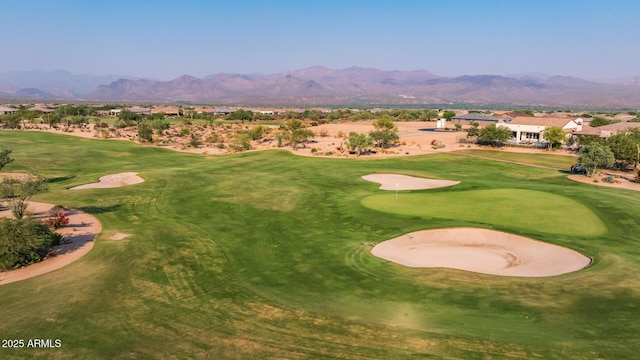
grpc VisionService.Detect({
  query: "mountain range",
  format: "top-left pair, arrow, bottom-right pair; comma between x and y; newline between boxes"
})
1,66 -> 639,108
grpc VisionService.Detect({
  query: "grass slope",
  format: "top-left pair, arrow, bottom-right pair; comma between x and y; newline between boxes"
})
0,131 -> 639,359
453,149 -> 577,169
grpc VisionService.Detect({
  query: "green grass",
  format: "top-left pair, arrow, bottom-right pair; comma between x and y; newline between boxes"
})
361,188 -> 607,236
453,148 -> 577,169
0,131 -> 639,359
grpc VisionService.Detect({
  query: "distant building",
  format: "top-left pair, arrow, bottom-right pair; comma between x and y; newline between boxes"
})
573,121 -> 640,138
502,117 -> 583,143
0,106 -> 17,115
451,113 -> 511,125
29,104 -> 54,113
128,106 -> 151,115
211,108 -> 234,115
151,106 -> 180,117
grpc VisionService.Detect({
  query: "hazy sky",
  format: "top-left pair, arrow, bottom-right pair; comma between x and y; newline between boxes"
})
2,0 -> 638,80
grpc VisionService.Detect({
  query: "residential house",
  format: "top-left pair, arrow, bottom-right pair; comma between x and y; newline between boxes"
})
502,117 -> 583,144
129,106 -> 152,115
451,113 -> 511,126
0,106 -> 17,115
573,121 -> 640,139
151,106 -> 180,117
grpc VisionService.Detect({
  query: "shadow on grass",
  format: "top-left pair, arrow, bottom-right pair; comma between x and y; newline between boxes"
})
47,175 -> 76,183
77,204 -> 122,214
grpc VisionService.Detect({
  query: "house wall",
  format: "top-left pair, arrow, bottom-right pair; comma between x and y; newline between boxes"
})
503,124 -> 545,142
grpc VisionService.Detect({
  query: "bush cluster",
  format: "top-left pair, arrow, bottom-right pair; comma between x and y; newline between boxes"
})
0,217 -> 63,271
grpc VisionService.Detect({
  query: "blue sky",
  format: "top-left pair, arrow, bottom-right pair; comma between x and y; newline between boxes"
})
2,0 -> 638,80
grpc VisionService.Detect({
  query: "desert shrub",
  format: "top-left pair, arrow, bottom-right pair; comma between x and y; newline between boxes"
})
336,131 -> 344,139
247,125 -> 265,140
151,119 -> 170,131
275,132 -> 286,147
319,129 -> 329,137
65,116 -> 88,125
228,133 -> 251,152
94,129 -> 109,139
215,143 -> 226,149
114,120 -> 130,129
603,175 -> 615,183
311,147 -> 317,153
325,151 -> 333,155
206,133 -> 221,143
138,124 -> 153,142
310,121 -> 319,126
179,128 -> 190,136
189,135 -> 202,148
0,217 -> 62,271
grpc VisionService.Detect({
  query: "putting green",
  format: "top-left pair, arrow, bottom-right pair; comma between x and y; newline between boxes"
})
361,188 -> 606,237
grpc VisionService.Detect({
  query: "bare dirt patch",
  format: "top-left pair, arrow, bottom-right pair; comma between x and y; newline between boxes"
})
69,172 -> 144,190
110,232 -> 130,240
371,227 -> 591,277
0,202 -> 101,285
362,174 -> 460,190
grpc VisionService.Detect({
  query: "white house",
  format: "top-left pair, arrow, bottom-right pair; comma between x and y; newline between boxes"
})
502,117 -> 583,144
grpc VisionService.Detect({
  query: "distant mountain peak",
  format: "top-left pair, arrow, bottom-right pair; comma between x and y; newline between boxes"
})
1,67 -> 639,108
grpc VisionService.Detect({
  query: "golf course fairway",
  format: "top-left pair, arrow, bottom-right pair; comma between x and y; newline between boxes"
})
0,131 -> 639,359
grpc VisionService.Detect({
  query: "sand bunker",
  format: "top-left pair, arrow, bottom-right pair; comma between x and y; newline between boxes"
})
70,172 -> 144,190
362,174 -> 460,190
0,202 -> 101,285
371,228 -> 591,277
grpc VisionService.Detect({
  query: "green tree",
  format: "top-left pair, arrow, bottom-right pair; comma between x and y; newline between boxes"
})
577,143 -> 615,177
45,113 -> 62,128
138,123 -> 153,142
606,132 -> 640,166
346,132 -> 373,156
0,174 -> 48,219
227,109 -> 254,124
542,126 -> 567,150
589,117 -> 617,127
424,109 -> 439,121
118,109 -> 142,125
478,123 -> 511,147
467,121 -> 480,138
284,120 -> 314,150
442,110 -> 456,121
0,148 -> 14,172
369,117 -> 399,148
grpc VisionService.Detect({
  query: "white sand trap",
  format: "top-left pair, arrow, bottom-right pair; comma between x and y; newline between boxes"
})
371,228 -> 591,277
70,172 -> 144,190
362,174 -> 460,190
